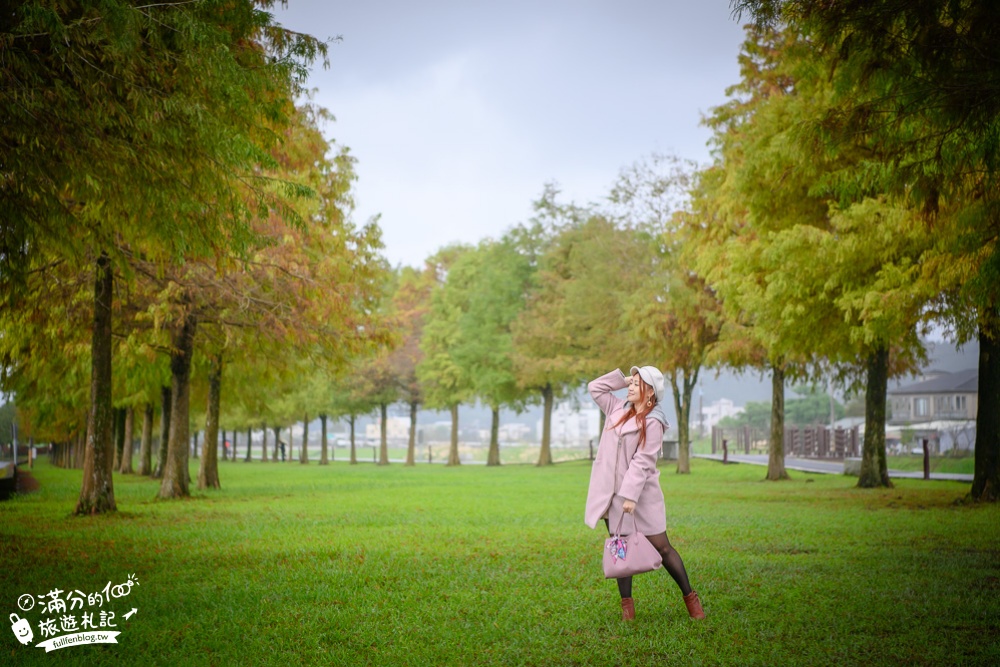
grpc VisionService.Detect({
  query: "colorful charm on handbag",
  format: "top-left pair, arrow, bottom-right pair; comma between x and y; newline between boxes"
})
607,537 -> 627,563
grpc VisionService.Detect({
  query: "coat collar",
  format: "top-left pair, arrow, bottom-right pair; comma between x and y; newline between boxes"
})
609,409 -> 642,435
610,402 -> 669,436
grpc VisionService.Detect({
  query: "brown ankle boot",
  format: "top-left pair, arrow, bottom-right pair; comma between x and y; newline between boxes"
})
683,591 -> 705,619
620,597 -> 635,621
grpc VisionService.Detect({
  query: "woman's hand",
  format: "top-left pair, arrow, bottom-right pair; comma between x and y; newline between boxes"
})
622,500 -> 636,514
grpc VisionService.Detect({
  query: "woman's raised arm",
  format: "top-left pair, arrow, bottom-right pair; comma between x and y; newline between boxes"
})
588,369 -> 628,416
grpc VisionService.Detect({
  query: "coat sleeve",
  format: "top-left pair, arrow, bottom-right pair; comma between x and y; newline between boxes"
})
619,418 -> 663,502
588,369 -> 628,416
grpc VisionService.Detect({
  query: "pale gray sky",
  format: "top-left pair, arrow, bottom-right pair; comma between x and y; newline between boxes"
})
274,1 -> 748,268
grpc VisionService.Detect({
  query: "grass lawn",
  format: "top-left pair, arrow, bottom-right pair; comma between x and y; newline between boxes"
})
884,455 -> 976,476
296,443 -> 592,465
1,457 -> 998,666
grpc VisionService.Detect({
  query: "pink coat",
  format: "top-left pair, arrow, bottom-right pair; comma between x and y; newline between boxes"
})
584,369 -> 668,535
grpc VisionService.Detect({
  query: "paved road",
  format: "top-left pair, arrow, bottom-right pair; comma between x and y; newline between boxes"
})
693,453 -> 973,482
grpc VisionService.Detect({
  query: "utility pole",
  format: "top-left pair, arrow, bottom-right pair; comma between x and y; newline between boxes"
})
828,377 -> 836,429
698,385 -> 705,438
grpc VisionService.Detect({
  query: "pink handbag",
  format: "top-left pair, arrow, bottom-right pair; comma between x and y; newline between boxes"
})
603,511 -> 663,578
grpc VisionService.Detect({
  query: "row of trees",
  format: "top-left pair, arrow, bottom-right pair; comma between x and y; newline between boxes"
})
717,386 -> 848,430
378,2 -> 1000,502
404,161 -> 720,472
1,1 -> 390,512
713,0 -> 999,500
4,1 -> 997,509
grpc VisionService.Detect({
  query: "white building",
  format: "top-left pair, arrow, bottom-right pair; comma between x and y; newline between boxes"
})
365,417 -> 412,441
498,423 -> 533,442
693,398 -> 743,435
536,402 -> 601,447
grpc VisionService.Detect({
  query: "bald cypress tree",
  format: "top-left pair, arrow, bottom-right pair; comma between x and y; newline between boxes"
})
2,1 -> 328,512
732,0 -> 1000,500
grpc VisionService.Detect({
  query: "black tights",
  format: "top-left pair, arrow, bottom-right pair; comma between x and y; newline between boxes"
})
604,519 -> 693,598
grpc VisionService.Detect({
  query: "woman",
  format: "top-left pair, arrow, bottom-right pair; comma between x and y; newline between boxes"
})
585,366 -> 705,621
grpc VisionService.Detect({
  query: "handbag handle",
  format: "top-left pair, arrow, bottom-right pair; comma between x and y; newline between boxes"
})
611,506 -> 638,538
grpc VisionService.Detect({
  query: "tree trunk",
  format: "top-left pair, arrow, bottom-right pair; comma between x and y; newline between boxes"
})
273,426 -> 282,462
537,383 -> 553,466
971,323 -> 1000,501
487,405 -> 501,466
349,415 -> 357,464
153,385 -> 171,478
138,403 -> 153,475
766,364 -> 789,480
261,422 -> 268,462
120,406 -> 134,474
76,253 -> 117,515
670,369 -> 699,474
670,377 -> 687,473
198,354 -> 222,490
405,402 -> 418,466
320,414 -> 329,465
245,427 -> 252,462
112,407 -> 125,472
301,414 -> 310,464
76,427 -> 85,468
75,430 -> 83,468
378,403 -> 389,465
185,432 -> 192,487
448,403 -> 461,466
858,345 -> 893,488
192,430 -> 199,460
159,312 -> 197,499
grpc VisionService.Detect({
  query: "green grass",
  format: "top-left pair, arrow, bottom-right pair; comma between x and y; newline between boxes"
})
690,437 -> 713,455
688,438 -> 976,476
883,454 -> 976,475
1,457 -> 998,666
324,442 -> 592,465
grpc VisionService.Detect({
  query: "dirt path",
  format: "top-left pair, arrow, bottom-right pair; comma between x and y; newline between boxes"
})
16,470 -> 40,494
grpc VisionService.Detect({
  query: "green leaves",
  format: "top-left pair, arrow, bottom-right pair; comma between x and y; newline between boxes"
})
1,3 -> 390,459
417,244 -> 476,410
693,20 -> 933,387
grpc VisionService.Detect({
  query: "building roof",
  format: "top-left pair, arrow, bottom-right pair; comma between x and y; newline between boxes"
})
906,420 -> 976,431
887,368 -> 978,395
831,417 -> 866,429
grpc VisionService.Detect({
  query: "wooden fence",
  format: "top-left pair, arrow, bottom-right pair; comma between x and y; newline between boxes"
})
712,425 -> 860,459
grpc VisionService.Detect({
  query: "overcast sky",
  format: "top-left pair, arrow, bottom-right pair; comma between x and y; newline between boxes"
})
274,1 -> 748,268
